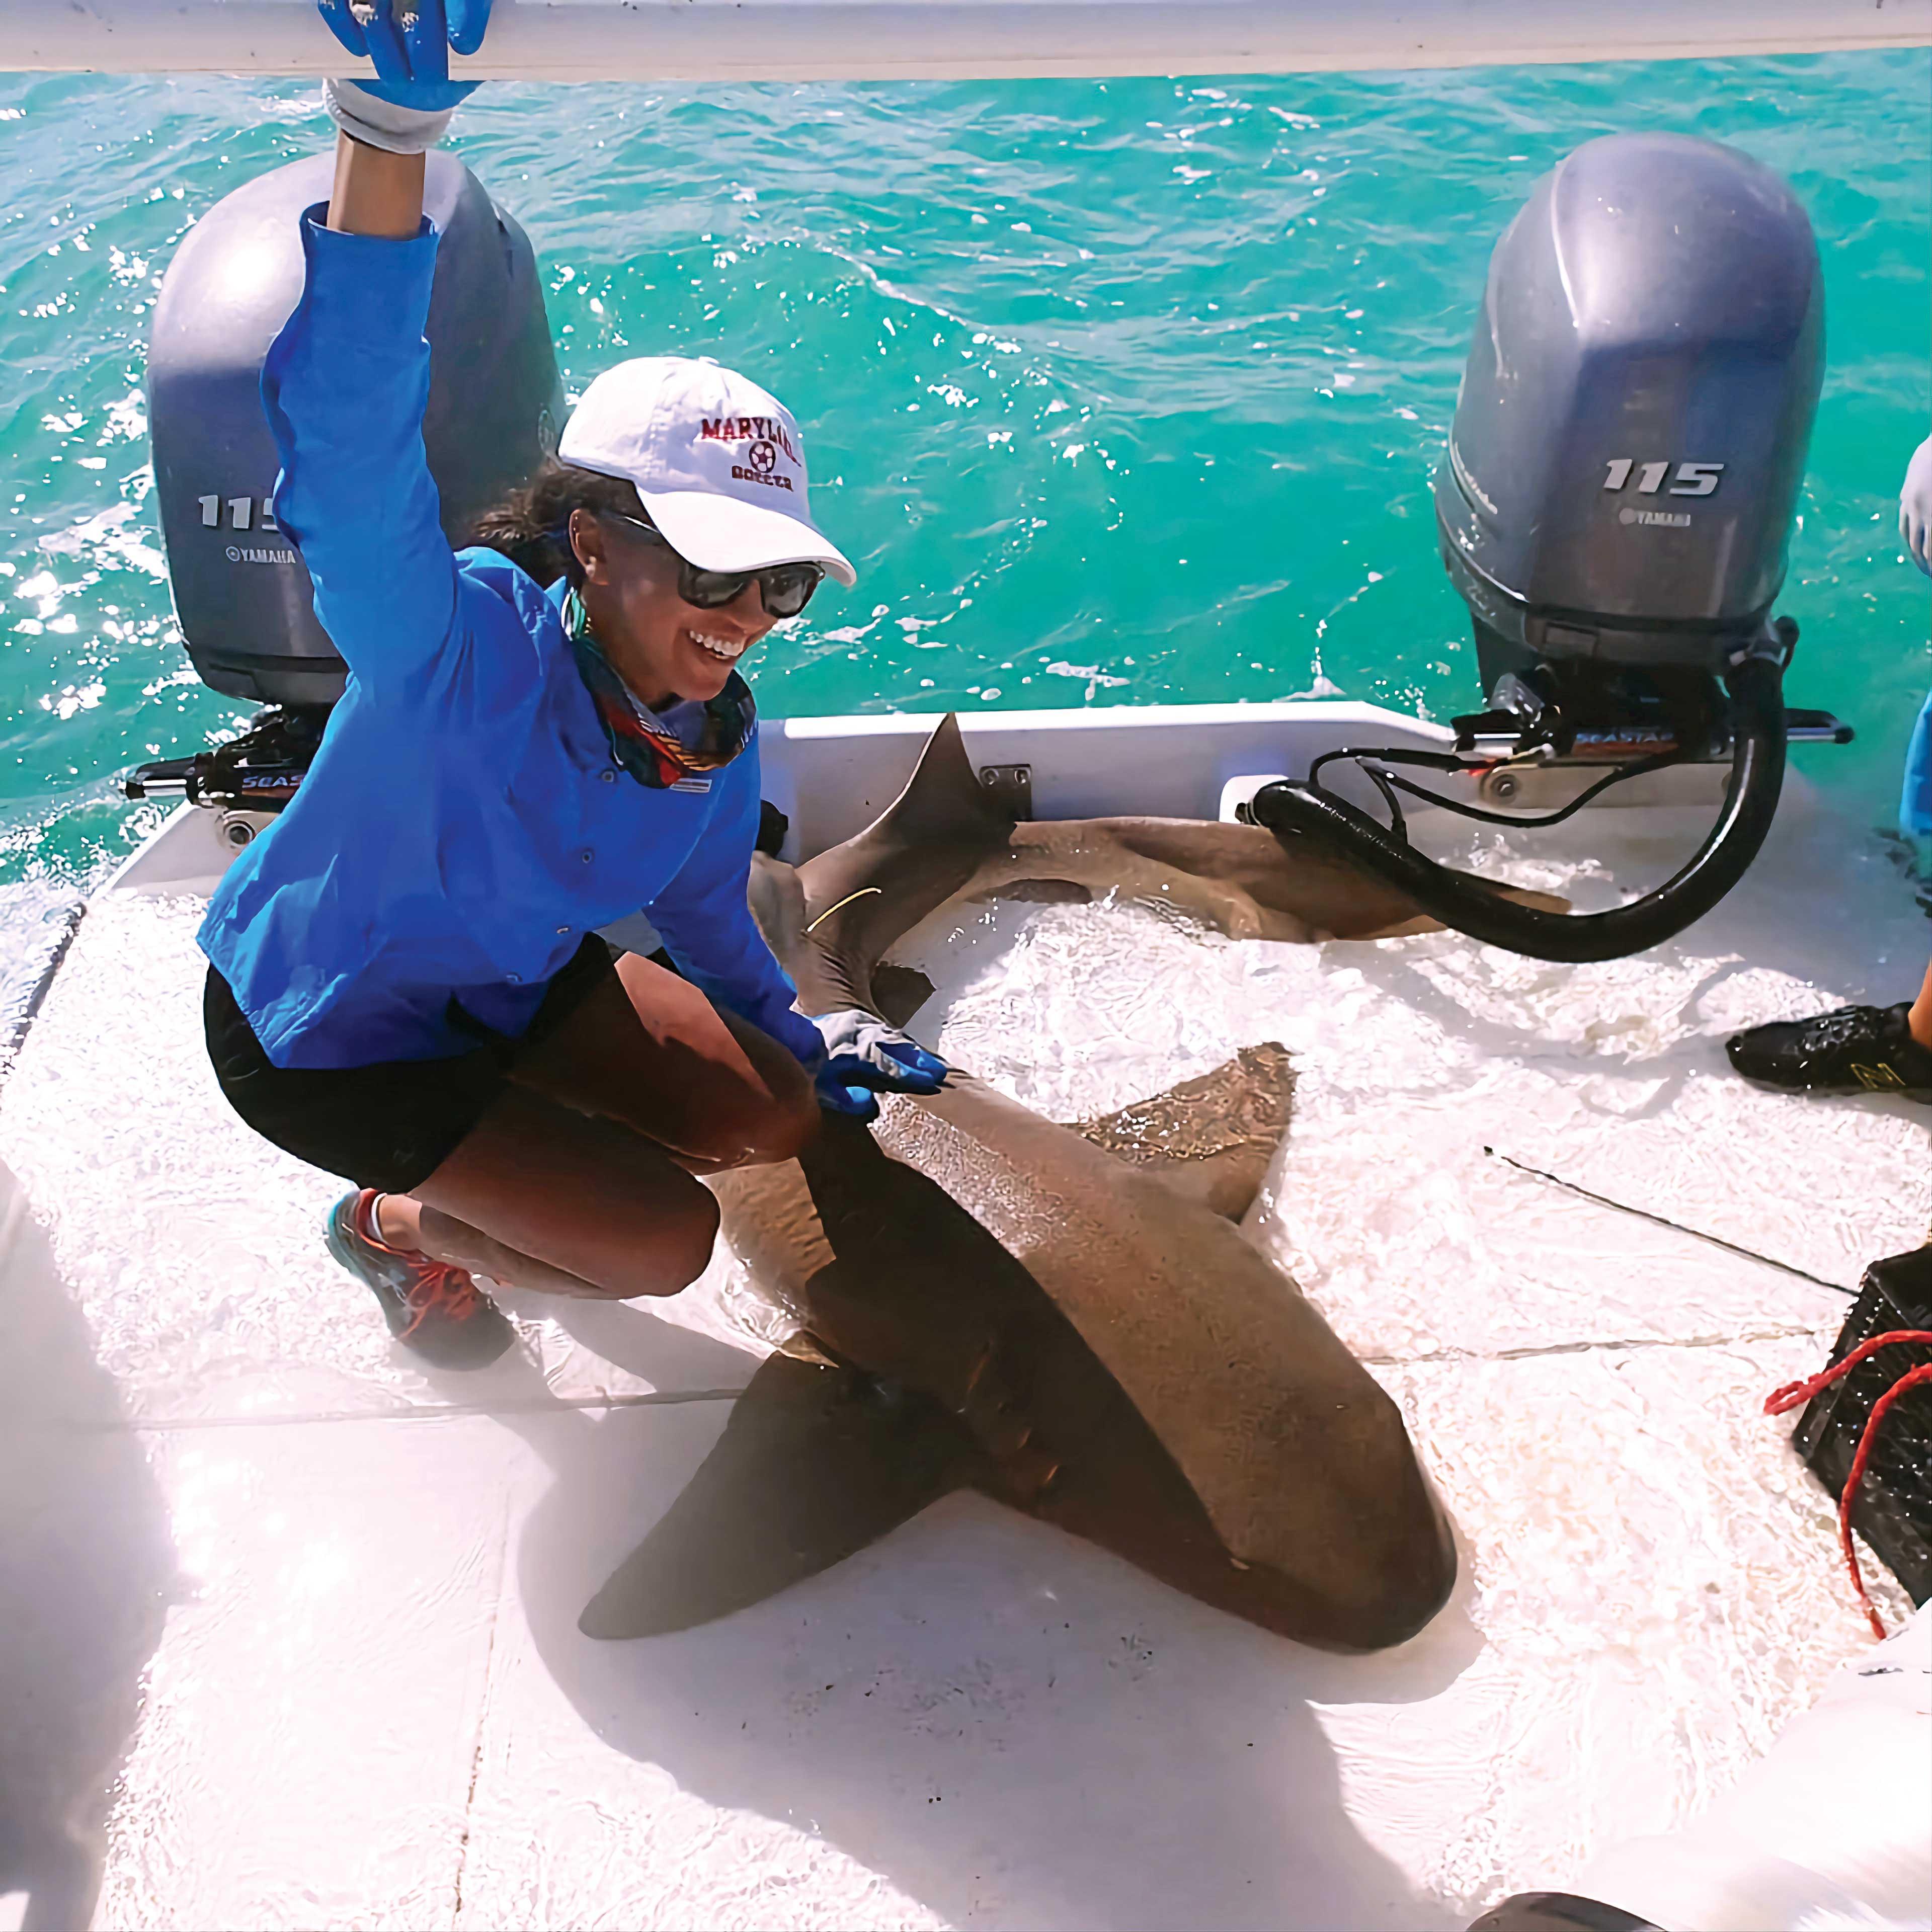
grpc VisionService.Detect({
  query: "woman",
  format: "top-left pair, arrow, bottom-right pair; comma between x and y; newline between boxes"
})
201,0 -> 948,1367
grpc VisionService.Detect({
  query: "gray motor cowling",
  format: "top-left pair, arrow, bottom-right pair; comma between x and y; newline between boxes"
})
1434,132 -> 1824,680
148,150 -> 563,708
1249,134 -> 1842,966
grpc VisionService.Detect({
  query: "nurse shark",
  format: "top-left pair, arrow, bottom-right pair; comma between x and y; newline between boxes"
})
582,718 -> 1551,1649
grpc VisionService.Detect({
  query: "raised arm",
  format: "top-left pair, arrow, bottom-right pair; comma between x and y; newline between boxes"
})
327,133 -> 426,241
260,162 -> 453,696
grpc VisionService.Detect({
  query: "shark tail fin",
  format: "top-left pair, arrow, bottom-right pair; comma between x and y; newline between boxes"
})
579,1352 -> 985,1640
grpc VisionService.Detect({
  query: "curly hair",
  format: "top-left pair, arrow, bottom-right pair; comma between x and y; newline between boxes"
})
467,457 -> 646,588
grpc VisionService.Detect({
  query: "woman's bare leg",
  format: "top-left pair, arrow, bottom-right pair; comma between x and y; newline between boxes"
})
508,951 -> 819,1170
378,953 -> 819,1299
407,1086 -> 722,1300
374,1192 -> 606,1298
1909,955 -> 1932,1049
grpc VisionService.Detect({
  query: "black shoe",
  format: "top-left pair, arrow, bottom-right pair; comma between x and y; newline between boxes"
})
324,1189 -> 516,1369
1726,1001 -> 1932,1100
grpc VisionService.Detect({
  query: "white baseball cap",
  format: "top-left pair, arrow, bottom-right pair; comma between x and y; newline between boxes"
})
558,357 -> 856,588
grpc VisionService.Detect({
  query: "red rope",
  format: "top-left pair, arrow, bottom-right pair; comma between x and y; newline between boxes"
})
1765,1330 -> 1932,1640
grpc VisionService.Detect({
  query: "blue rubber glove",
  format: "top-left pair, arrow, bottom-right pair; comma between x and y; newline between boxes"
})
318,0 -> 492,149
318,0 -> 492,94
809,1010 -> 950,1124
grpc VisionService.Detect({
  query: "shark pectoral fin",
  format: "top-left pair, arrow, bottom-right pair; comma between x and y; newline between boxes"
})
578,1353 -> 982,1641
1066,1042 -> 1295,1222
1131,1149 -> 1272,1220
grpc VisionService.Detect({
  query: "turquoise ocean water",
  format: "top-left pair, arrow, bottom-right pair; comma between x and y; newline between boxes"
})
0,53 -> 1925,885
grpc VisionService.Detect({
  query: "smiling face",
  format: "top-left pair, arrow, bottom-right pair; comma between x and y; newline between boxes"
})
568,508 -> 772,710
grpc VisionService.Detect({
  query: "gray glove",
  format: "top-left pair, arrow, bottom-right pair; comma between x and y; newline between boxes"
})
317,0 -> 487,151
322,77 -> 463,154
809,1009 -> 950,1121
1900,433 -> 1932,577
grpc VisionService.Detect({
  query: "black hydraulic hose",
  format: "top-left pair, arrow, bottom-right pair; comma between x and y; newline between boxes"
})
1246,655 -> 1789,963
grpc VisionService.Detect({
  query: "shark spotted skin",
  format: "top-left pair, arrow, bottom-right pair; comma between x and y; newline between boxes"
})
581,718 -> 1461,1650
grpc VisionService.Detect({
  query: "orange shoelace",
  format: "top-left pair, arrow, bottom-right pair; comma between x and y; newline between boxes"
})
399,1260 -> 484,1335
355,1190 -> 484,1335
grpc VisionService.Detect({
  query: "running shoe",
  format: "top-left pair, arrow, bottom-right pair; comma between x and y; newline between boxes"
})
324,1189 -> 516,1369
1726,1000 -> 1932,1100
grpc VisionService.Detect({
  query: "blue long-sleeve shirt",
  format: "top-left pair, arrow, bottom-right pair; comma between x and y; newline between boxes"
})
1903,689 -> 1932,841
199,208 -> 823,1074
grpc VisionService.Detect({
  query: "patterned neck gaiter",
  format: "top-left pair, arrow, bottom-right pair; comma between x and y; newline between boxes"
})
563,587 -> 757,794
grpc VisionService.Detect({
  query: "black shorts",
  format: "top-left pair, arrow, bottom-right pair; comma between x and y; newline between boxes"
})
204,935 -> 619,1194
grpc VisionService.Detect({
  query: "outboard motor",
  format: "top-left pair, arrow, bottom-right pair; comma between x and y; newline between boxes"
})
128,151 -> 562,818
1249,133 -> 1849,961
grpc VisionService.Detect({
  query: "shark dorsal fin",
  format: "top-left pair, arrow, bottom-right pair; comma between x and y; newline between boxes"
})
873,713 -> 1015,847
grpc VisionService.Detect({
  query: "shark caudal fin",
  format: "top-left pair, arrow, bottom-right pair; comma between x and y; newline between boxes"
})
1067,1043 -> 1294,1221
578,1353 -> 985,1640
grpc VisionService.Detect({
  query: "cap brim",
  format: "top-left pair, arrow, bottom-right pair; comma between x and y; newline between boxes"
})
642,487 -> 856,589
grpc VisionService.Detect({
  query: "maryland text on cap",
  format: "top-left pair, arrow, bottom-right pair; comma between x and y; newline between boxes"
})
559,357 -> 856,587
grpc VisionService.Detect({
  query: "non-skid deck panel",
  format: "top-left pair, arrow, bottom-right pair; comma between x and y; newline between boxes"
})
9,1342 -> 1897,1931
0,879 -> 84,1073
461,1338 -> 1908,1932
0,781 -> 1924,1927
0,894 -> 760,1426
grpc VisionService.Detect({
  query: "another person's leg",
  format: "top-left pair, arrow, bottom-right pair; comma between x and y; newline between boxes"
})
1726,952 -> 1932,1098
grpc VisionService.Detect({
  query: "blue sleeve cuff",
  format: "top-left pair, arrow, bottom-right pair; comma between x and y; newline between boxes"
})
775,1005 -> 827,1069
294,206 -> 440,348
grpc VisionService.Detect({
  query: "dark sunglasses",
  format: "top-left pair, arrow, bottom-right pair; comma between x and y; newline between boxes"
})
601,512 -> 824,619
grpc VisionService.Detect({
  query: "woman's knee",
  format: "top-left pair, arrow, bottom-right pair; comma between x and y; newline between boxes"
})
748,1070 -> 820,1165
663,1184 -> 723,1288
579,1183 -> 721,1298
692,1045 -> 819,1169
422,1089 -> 725,1300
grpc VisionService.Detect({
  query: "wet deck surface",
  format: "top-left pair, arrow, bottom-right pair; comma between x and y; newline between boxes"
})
0,788 -> 1925,1930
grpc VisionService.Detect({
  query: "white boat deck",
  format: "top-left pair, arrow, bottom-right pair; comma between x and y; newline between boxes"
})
0,776 -> 1924,1930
